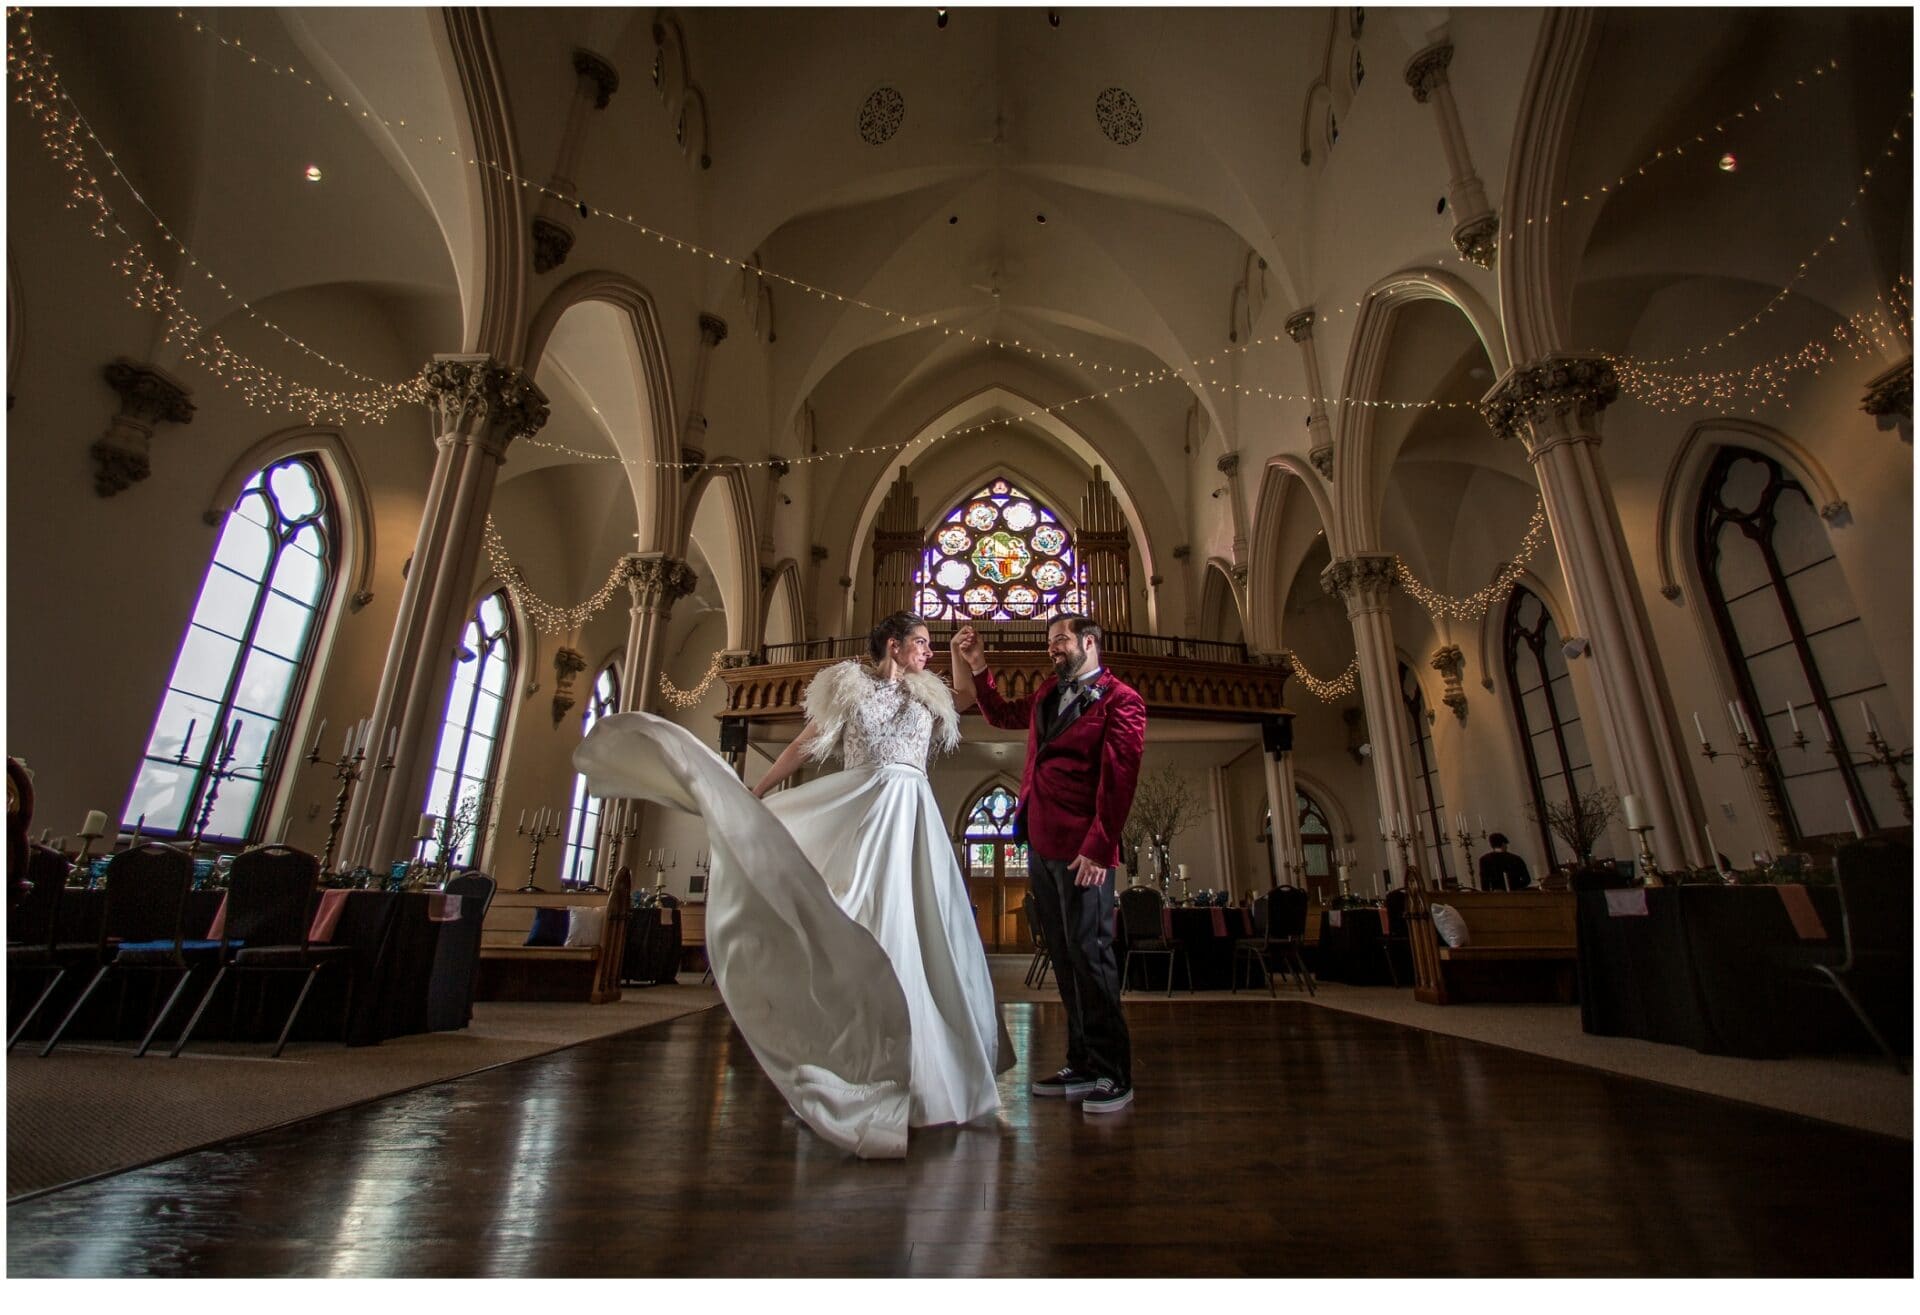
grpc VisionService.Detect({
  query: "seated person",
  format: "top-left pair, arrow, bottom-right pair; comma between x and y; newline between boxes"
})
1478,833 -> 1534,891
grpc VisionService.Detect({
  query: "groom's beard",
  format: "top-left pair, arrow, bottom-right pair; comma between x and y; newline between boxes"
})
1052,649 -> 1089,681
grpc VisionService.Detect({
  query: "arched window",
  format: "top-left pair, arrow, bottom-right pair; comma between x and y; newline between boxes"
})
424,591 -> 515,866
1296,789 -> 1332,883
963,784 -> 1021,871
917,478 -> 1084,620
1400,662 -> 1450,882
123,456 -> 336,841
1696,447 -> 1898,839
1505,585 -> 1596,868
559,663 -> 620,887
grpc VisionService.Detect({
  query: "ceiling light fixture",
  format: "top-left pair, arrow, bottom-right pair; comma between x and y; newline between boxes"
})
304,164 -> 322,182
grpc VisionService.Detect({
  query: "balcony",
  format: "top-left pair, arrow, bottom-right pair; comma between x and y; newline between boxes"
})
721,627 -> 1292,724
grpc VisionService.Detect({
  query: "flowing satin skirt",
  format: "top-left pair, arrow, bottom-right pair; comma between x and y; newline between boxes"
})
573,712 -> 1006,1158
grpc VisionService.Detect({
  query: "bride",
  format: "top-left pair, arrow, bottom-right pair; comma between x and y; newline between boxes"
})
572,612 -> 1007,1158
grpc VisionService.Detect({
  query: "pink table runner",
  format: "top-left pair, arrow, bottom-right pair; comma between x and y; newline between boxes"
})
1604,889 -> 1649,917
207,887 -> 352,942
1773,884 -> 1828,940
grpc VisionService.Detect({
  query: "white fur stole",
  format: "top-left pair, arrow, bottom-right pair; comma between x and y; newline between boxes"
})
802,660 -> 961,764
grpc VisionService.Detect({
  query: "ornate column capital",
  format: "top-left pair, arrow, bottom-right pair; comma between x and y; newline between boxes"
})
92,358 -> 195,496
1215,451 -> 1241,478
551,646 -> 589,726
1320,553 -> 1399,611
1451,214 -> 1499,269
572,49 -> 620,109
1404,42 -> 1454,103
425,356 -> 549,453
622,553 -> 698,609
809,543 -> 829,564
1229,561 -> 1249,587
698,313 -> 730,347
1308,444 -> 1335,480
1284,309 -> 1316,343
1480,355 -> 1619,454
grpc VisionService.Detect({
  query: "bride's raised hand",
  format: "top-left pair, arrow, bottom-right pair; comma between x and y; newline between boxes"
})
951,625 -> 982,670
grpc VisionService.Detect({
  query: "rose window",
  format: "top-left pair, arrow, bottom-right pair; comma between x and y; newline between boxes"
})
917,478 -> 1081,621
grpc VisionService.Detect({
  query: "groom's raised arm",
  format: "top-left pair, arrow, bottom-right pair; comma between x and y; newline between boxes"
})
953,626 -> 1032,729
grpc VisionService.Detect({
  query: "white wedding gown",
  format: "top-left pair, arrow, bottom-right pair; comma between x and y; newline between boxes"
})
572,665 -> 1007,1158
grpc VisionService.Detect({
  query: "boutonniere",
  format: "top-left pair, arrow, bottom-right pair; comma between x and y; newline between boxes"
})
1084,681 -> 1107,705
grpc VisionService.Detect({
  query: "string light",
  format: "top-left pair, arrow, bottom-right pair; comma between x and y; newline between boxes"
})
482,515 -> 628,635
661,652 -> 725,708
6,10 -> 427,424
1284,651 -> 1360,702
1395,501 -> 1549,621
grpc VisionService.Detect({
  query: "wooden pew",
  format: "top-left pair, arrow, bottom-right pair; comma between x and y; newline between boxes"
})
477,868 -> 631,1004
1405,866 -> 1576,1005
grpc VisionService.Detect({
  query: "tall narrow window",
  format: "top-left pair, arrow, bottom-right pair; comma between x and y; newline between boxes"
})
424,591 -> 515,867
1504,585 -> 1597,867
917,478 -> 1084,620
1296,789 -> 1332,884
1399,662 -> 1450,882
124,456 -> 335,842
559,663 -> 620,887
1696,447 -> 1898,839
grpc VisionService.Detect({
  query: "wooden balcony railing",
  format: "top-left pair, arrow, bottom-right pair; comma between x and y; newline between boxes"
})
724,633 -> 1290,724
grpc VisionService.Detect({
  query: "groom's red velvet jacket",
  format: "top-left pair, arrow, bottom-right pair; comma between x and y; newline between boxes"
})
971,666 -> 1147,870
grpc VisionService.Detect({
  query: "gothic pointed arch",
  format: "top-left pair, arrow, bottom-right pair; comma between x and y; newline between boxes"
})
916,475 -> 1085,622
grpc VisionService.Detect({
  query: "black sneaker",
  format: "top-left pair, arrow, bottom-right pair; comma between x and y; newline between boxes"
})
1081,1077 -> 1134,1113
1030,1066 -> 1097,1098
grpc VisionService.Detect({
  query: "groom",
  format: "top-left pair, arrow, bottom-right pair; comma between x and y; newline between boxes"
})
951,615 -> 1147,1113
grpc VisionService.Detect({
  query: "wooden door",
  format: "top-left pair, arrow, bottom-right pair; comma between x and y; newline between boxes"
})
964,840 -> 1030,951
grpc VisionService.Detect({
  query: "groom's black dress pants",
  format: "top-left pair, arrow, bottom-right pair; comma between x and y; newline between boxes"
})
1028,852 -> 1131,1086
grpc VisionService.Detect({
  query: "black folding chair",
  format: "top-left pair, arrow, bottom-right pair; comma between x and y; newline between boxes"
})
1021,897 -> 1051,989
445,871 -> 496,919
40,843 -> 215,1057
1781,838 -> 1912,1071
8,844 -> 83,1051
1118,884 -> 1189,996
172,845 -> 353,1058
1380,887 -> 1411,987
1234,887 -> 1314,997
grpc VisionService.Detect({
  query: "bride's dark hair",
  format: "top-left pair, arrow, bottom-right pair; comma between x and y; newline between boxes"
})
867,611 -> 927,662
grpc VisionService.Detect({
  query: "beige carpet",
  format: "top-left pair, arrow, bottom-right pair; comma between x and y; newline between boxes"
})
6,984 -> 720,1201
988,955 -> 1913,1139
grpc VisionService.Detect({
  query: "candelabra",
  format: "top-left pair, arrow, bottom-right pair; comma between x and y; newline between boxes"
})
1700,721 -> 1802,855
644,847 -> 678,901
1625,824 -> 1662,886
1854,727 -> 1913,822
589,812 -> 640,894
1455,821 -> 1487,886
306,730 -> 393,876
516,811 -> 564,893
186,722 -> 256,867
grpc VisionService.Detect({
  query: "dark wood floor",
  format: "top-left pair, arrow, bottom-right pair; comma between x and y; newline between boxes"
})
7,1001 -> 1911,1276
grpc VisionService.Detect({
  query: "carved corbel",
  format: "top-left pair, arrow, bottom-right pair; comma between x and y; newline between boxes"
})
1430,644 -> 1468,722
92,358 -> 194,496
551,646 -> 588,726
1862,358 -> 1911,442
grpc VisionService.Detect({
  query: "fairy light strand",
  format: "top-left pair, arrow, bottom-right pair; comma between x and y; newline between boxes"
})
1283,652 -> 1360,702
661,652 -> 725,708
482,515 -> 628,635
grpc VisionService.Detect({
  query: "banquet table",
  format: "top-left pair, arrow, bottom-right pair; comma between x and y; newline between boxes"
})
18,887 -> 481,1047
1574,883 -> 1865,1057
1309,903 -> 1407,986
624,903 -> 684,985
1122,905 -> 1251,991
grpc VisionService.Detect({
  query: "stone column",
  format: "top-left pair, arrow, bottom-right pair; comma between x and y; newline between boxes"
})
1284,310 -> 1336,479
1078,466 -> 1132,630
531,50 -> 620,273
1404,42 -> 1499,268
92,358 -> 195,496
603,552 -> 697,869
678,314 -> 728,472
1208,765 -> 1237,897
1216,451 -> 1248,566
1321,554 -> 1421,882
1481,356 -> 1704,870
1260,741 -> 1302,890
347,356 -> 549,867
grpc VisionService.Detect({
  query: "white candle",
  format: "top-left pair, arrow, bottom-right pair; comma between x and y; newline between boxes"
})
309,718 -> 327,755
1861,699 -> 1878,739
1415,813 -> 1426,838
1785,702 -> 1799,736
1378,816 -> 1387,839
81,809 -> 108,839
1704,824 -> 1723,872
1397,812 -> 1408,836
385,725 -> 399,759
1622,794 -> 1647,831
1177,862 -> 1189,883
257,726 -> 274,768
357,823 -> 373,868
1693,711 -> 1708,745
518,809 -> 527,829
418,813 -> 438,841
1820,709 -> 1836,745
341,725 -> 354,757
1845,797 -> 1867,839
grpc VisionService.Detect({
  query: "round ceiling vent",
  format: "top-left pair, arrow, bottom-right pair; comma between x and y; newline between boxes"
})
859,87 -> 905,145
1095,87 -> 1143,145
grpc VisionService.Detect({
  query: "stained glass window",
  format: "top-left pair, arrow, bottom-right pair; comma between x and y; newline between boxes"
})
560,664 -> 620,886
423,591 -> 514,867
917,479 -> 1083,620
965,785 -> 1020,839
123,456 -> 335,842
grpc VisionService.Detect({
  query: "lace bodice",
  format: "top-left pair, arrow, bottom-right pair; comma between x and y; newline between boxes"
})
840,673 -> 935,771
